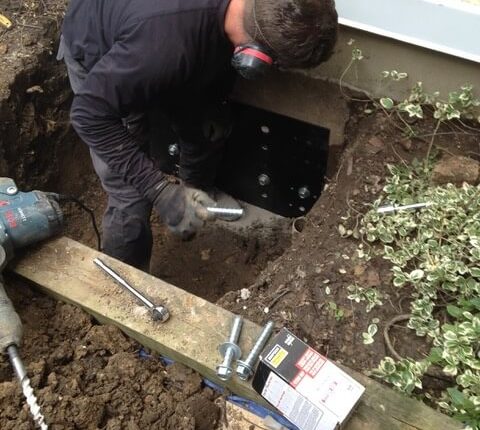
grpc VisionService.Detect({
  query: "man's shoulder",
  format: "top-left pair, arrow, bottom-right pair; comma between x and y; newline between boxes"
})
124,0 -> 225,23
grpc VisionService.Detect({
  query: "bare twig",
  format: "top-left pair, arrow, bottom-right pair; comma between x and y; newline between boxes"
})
383,314 -> 454,383
388,141 -> 409,169
338,57 -> 371,103
383,314 -> 411,361
16,22 -> 42,29
267,287 -> 292,310
425,119 -> 442,163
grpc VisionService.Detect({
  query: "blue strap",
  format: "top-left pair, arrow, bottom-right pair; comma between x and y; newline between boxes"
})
138,350 -> 298,429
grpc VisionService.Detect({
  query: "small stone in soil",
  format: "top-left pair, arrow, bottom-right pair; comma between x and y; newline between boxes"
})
366,136 -> 385,154
240,288 -> 251,300
432,155 -> 480,185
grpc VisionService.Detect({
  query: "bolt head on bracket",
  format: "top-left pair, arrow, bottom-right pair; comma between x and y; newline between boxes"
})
235,360 -> 254,381
216,342 -> 242,381
216,364 -> 233,381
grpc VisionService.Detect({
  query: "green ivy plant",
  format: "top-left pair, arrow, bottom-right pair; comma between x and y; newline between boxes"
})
339,41 -> 480,168
380,82 -> 480,124
347,283 -> 383,312
379,83 -> 480,160
356,161 -> 480,428
327,301 -> 345,321
372,357 -> 430,393
362,321 -> 379,345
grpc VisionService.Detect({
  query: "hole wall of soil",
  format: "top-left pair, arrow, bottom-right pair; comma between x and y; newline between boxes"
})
1,54 -> 291,304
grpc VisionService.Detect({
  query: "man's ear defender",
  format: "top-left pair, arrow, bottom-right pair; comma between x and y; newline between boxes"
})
231,43 -> 274,80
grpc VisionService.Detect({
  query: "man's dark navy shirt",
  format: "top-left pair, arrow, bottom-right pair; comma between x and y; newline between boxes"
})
62,0 -> 234,195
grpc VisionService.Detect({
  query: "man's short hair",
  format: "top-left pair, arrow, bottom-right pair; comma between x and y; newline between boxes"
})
244,0 -> 338,69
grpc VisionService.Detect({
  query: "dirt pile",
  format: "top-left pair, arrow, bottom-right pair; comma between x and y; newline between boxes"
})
0,278 -> 220,430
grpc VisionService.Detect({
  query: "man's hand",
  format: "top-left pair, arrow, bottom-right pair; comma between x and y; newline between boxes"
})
150,180 -> 216,240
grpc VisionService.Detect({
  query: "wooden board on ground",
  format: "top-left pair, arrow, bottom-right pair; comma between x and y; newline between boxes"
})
12,237 -> 462,430
224,401 -> 271,430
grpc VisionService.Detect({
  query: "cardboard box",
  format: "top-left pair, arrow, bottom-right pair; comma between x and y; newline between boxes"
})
252,328 -> 365,430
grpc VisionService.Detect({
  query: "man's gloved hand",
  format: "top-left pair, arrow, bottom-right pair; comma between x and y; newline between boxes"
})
148,178 -> 216,240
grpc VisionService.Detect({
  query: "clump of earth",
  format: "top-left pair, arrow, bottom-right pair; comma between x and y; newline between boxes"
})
0,277 -> 221,429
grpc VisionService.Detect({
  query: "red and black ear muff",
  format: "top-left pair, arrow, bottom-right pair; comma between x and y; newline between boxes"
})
231,43 -> 274,80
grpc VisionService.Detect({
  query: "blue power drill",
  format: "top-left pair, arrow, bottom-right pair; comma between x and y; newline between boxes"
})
0,177 -> 64,430
0,177 -> 63,260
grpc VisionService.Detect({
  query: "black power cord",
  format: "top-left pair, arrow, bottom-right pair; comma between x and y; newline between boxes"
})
56,195 -> 102,251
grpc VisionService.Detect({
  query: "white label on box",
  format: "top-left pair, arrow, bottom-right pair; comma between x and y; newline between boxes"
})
261,371 -> 339,430
294,356 -> 365,422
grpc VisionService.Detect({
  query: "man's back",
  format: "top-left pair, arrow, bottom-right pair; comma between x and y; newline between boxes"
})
62,0 -> 233,88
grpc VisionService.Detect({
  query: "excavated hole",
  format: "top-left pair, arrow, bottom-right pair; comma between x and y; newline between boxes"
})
1,47 -> 337,305
1,55 -> 321,304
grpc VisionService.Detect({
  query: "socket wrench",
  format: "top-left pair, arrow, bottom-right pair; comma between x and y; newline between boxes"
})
94,258 -> 170,322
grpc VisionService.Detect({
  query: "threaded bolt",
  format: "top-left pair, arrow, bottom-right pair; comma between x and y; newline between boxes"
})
216,315 -> 243,381
236,321 -> 275,380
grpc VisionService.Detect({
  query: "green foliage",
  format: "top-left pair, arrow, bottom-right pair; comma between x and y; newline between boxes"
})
362,323 -> 378,345
327,301 -> 345,321
351,48 -> 364,61
383,81 -> 480,124
373,357 -> 430,394
358,161 -> 480,426
381,70 -> 408,81
347,284 -> 383,312
439,386 -> 480,430
339,40 -> 480,142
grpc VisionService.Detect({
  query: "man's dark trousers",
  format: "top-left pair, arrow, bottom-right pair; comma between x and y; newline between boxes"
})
58,37 -> 230,270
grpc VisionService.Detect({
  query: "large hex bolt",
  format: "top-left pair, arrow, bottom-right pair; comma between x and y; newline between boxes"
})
236,321 -> 275,381
298,186 -> 311,200
216,315 -> 243,381
258,174 -> 271,187
168,143 -> 179,157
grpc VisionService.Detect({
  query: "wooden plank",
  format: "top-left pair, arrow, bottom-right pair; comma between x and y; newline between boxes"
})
11,237 -> 461,430
224,401 -> 268,430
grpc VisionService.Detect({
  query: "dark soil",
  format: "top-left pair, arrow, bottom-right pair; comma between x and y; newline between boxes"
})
0,277 -> 221,430
1,1 -> 479,429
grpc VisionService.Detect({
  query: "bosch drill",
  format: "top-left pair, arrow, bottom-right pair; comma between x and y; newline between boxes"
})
0,177 -> 64,430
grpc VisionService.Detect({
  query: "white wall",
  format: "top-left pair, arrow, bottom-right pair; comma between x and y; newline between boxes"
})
335,0 -> 480,63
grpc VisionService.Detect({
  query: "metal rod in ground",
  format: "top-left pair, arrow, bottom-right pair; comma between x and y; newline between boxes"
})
8,345 -> 48,430
377,202 -> 432,214
206,207 -> 244,216
236,321 -> 275,380
93,258 -> 170,322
